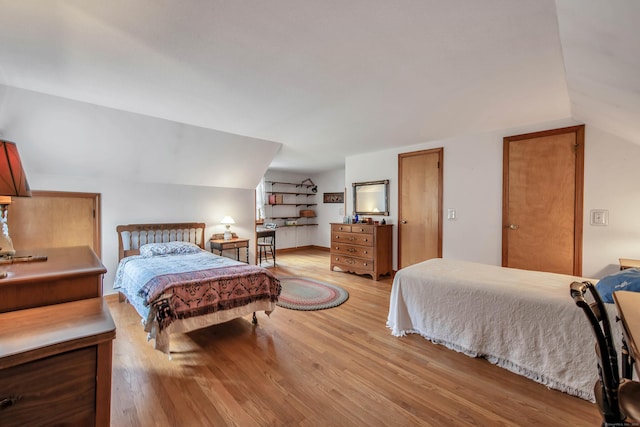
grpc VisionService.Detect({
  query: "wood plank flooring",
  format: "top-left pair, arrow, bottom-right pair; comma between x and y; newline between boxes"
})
108,248 -> 600,426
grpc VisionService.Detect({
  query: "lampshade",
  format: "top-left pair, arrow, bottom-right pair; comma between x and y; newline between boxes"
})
0,140 -> 31,197
221,216 -> 235,225
0,140 -> 31,258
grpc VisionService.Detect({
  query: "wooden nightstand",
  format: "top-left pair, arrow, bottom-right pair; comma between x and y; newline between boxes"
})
210,237 -> 250,263
620,258 -> 640,270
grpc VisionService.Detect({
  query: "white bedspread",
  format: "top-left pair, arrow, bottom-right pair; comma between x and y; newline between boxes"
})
387,258 -> 613,401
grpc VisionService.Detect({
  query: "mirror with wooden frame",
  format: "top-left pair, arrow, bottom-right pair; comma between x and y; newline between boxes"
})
353,180 -> 389,216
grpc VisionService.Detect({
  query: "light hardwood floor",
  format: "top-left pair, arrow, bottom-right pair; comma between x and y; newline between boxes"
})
108,248 -> 600,426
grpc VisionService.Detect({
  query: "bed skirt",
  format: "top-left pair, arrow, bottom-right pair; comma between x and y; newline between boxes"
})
387,258 -> 618,402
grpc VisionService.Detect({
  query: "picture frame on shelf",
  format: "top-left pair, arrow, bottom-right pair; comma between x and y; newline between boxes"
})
323,192 -> 344,203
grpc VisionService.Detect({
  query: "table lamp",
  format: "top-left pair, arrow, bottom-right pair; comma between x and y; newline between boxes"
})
0,140 -> 32,257
221,216 -> 235,241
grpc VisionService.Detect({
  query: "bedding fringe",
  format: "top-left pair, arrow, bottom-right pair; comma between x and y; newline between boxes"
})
389,326 -> 595,402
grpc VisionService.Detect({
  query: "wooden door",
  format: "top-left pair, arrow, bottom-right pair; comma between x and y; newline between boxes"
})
502,125 -> 584,275
398,148 -> 443,269
8,191 -> 101,257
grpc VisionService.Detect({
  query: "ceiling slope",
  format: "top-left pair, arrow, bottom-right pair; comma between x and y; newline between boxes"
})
556,0 -> 640,146
0,1 -> 587,173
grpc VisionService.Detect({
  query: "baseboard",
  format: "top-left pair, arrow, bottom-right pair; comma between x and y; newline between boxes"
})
275,245 -> 329,254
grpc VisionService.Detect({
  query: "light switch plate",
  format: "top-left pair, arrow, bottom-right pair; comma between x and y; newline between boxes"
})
590,209 -> 609,226
447,208 -> 456,220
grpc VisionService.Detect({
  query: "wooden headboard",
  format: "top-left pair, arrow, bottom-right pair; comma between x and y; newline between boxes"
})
116,222 -> 206,260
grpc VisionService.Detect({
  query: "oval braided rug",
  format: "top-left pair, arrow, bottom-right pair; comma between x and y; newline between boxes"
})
276,276 -> 349,311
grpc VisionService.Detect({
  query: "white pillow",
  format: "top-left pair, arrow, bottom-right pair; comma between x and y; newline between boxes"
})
139,241 -> 201,257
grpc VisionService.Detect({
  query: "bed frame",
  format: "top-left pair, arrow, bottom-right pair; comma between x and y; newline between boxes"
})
115,222 -> 279,354
116,222 -> 206,261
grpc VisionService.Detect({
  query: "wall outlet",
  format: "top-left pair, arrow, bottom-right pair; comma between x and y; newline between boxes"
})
590,209 -> 609,226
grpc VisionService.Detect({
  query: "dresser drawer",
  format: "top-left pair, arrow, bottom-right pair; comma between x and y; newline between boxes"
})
331,224 -> 352,233
332,232 -> 374,246
331,243 -> 374,259
350,225 -> 374,234
0,347 -> 96,427
332,255 -> 374,272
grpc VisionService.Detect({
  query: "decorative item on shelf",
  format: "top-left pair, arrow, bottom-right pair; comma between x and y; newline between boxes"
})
284,220 -> 298,226
221,216 -> 235,241
301,178 -> 318,193
300,209 -> 316,217
268,194 -> 283,204
0,140 -> 38,268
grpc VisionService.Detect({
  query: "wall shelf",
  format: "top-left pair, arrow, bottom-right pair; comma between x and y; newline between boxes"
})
263,181 -> 317,230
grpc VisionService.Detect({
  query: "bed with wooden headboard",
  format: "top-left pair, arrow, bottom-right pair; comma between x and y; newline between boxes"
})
115,222 -> 281,354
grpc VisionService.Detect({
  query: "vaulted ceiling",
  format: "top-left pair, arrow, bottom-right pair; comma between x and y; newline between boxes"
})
0,1 -> 638,174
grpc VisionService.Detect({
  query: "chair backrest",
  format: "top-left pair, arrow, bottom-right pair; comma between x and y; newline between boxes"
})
571,281 -> 622,423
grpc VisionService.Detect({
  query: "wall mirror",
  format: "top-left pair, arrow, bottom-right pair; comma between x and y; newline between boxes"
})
353,179 -> 389,216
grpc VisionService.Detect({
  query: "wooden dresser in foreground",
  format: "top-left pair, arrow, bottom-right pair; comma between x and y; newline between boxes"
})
0,246 -> 106,313
330,223 -> 393,280
0,298 -> 115,427
0,246 -> 114,426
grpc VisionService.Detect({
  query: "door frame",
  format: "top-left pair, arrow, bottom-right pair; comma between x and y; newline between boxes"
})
398,147 -> 443,269
502,125 -> 584,275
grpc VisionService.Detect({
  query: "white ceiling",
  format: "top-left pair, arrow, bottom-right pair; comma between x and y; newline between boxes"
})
0,1 -> 638,174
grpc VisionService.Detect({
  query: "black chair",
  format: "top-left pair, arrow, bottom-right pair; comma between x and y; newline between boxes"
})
257,233 -> 275,266
571,281 -> 640,426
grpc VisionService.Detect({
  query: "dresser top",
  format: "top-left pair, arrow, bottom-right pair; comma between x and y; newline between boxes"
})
0,246 -> 106,286
0,297 -> 115,368
330,222 -> 392,227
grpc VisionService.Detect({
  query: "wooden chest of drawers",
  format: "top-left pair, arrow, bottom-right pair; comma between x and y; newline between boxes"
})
330,223 -> 392,280
0,298 -> 115,427
0,246 -> 106,313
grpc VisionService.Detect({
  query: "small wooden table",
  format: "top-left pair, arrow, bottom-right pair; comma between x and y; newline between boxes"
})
210,237 -> 250,263
613,291 -> 640,377
620,258 -> 640,270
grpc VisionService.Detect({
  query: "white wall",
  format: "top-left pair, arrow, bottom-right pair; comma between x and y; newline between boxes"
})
313,168 -> 346,248
0,85 -> 277,294
347,118 -> 640,279
583,126 -> 640,277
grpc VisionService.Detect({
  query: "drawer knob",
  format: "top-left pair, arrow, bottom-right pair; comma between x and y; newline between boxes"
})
0,395 -> 20,410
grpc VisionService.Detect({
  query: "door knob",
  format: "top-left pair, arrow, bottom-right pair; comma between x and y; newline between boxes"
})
400,220 -> 407,224
507,224 -> 519,230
